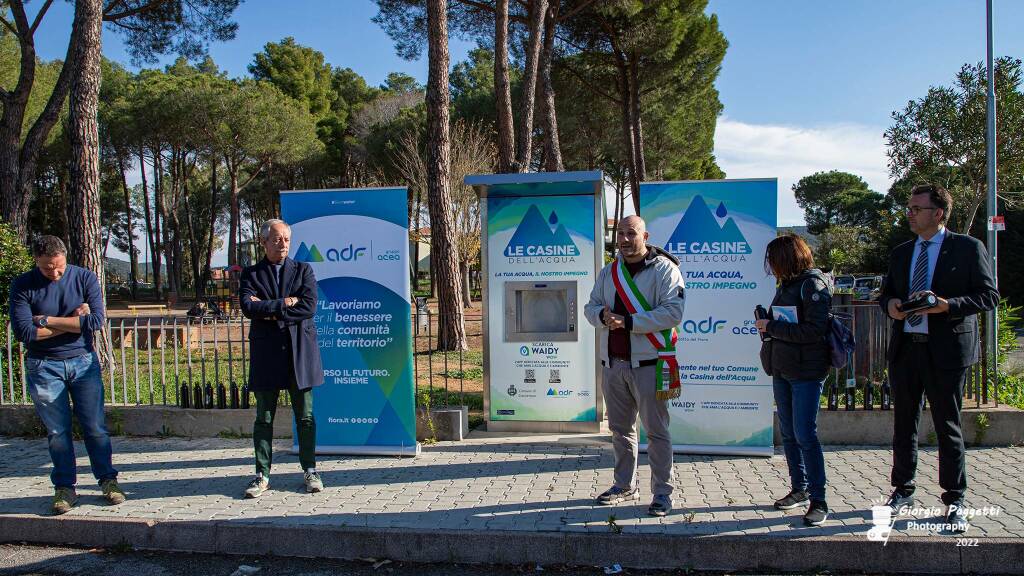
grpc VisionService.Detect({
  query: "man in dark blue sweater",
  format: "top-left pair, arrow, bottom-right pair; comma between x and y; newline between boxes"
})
9,235 -> 125,514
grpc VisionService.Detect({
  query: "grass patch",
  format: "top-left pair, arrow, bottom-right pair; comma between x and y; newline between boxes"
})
421,349 -> 483,364
441,367 -> 483,380
416,386 -> 483,410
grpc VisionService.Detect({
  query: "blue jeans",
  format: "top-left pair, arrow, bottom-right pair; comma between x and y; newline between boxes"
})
25,352 -> 117,488
773,375 -> 826,502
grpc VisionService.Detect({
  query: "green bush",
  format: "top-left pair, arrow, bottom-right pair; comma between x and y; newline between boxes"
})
998,373 -> 1024,410
997,298 -> 1022,366
0,221 -> 34,399
0,220 -> 33,321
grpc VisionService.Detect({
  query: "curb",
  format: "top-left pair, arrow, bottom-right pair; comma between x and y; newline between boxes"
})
1,514 -> 1020,573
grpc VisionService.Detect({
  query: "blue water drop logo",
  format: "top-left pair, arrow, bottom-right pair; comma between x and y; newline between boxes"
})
716,202 -> 728,218
548,211 -> 559,226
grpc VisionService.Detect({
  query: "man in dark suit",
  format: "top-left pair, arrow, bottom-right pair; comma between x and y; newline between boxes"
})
239,218 -> 324,498
879,184 -> 998,534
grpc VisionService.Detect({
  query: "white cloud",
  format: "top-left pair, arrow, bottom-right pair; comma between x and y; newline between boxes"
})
713,117 -> 892,227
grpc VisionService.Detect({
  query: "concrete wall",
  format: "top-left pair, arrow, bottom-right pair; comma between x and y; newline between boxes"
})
1,404 -> 1021,446
778,406 -> 1024,447
0,405 -> 292,440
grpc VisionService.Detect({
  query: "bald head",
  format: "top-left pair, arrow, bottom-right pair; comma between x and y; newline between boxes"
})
619,215 -> 646,233
616,215 -> 649,263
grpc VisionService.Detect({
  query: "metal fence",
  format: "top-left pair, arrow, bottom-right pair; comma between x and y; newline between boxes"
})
825,303 -> 995,410
0,310 -> 484,410
0,306 -> 996,411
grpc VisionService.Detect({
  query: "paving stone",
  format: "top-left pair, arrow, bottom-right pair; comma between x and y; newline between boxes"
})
0,436 -> 1021,541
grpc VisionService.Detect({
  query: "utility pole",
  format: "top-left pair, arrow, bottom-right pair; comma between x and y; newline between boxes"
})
985,0 -> 999,404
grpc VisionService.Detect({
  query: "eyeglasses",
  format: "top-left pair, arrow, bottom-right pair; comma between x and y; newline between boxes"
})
905,206 -> 937,215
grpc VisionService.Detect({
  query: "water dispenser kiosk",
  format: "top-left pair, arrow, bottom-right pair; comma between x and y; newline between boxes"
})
465,171 -> 604,433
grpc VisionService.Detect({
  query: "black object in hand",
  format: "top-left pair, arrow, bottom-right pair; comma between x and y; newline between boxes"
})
754,305 -> 772,342
901,291 -> 938,314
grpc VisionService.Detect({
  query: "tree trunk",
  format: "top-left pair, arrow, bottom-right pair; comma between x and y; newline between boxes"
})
66,0 -> 110,365
616,56 -> 639,213
0,3 -> 33,236
56,171 -> 70,250
413,187 -> 422,292
0,0 -> 79,237
613,178 -> 623,258
426,0 -> 467,351
538,3 -> 563,172
117,152 -> 138,299
515,0 -> 547,172
628,57 -> 646,185
429,247 -> 436,298
156,152 -> 177,297
151,151 -> 165,298
138,150 -> 156,285
181,176 -> 202,299
204,154 -> 218,291
0,102 -> 30,236
962,187 -> 984,235
227,160 -> 240,266
494,0 -> 516,173
166,177 -> 182,300
461,261 -> 472,308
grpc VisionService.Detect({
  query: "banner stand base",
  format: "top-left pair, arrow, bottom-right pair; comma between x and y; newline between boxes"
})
640,443 -> 773,458
485,420 -> 600,434
292,444 -> 421,458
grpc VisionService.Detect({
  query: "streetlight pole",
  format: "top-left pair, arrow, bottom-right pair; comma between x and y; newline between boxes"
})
985,0 -> 999,405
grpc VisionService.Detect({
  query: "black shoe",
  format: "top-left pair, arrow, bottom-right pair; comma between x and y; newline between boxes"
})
773,489 -> 809,510
803,500 -> 829,526
647,494 -> 673,517
886,489 -> 914,514
596,485 -> 639,506
946,502 -> 969,534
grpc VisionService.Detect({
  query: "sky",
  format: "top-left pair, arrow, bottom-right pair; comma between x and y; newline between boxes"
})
31,0 -> 1024,263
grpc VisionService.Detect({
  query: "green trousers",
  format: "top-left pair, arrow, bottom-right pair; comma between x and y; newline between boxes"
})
253,381 -> 316,476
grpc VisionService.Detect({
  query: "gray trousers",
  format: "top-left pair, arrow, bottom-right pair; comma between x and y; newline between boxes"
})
602,358 -> 674,496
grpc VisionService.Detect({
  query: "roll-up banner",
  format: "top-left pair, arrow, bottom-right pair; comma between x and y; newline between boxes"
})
281,187 -> 419,456
640,179 -> 777,457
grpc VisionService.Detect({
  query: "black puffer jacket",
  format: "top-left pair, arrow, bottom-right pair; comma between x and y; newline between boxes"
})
758,268 -> 832,381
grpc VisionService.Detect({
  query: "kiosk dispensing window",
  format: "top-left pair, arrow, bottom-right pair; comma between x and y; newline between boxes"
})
504,280 -> 578,342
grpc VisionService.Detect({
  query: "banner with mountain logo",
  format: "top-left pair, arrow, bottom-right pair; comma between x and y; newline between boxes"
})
281,187 -> 418,456
640,179 -> 777,456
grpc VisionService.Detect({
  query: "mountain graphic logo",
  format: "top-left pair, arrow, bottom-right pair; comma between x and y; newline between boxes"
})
663,196 -> 751,255
294,242 -> 325,263
504,204 -> 579,258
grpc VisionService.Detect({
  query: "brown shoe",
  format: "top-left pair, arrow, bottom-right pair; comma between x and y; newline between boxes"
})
52,487 -> 78,515
100,479 -> 126,505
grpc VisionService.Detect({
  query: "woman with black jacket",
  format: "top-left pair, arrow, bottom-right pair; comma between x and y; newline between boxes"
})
756,234 -> 832,526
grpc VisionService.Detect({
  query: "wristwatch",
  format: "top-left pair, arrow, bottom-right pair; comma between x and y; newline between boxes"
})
34,316 -> 48,328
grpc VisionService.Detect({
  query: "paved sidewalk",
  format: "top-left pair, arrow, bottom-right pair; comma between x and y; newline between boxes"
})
0,433 -> 1022,572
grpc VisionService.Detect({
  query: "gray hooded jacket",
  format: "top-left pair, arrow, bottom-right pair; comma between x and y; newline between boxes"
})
584,245 -> 686,366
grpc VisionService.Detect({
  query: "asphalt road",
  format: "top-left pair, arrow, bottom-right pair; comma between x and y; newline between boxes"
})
0,544 -> 699,576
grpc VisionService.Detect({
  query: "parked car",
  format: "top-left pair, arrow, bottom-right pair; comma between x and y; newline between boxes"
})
853,275 -> 883,300
834,275 -> 855,292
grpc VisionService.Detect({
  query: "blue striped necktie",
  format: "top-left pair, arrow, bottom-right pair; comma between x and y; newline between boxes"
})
907,240 -> 931,327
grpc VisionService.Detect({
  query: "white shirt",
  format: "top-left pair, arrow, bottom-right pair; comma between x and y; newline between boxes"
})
903,226 -> 946,334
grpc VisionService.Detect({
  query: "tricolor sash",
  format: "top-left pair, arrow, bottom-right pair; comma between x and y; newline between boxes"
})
610,258 -> 681,400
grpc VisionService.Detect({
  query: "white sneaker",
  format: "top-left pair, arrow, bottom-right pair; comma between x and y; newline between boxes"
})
304,469 -> 323,493
244,474 -> 269,498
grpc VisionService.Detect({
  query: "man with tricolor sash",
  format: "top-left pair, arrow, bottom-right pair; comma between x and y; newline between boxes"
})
585,215 -> 686,517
